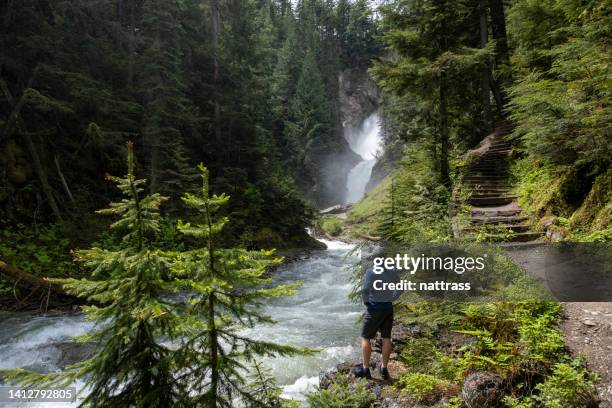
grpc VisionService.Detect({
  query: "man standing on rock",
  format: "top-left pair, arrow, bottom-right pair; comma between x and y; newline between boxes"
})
353,259 -> 401,380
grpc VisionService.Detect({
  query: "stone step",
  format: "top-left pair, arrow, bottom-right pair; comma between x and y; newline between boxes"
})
470,165 -> 508,169
472,208 -> 522,217
465,177 -> 508,182
467,196 -> 516,206
479,156 -> 507,166
471,189 -> 512,195
465,175 -> 507,180
508,231 -> 544,242
465,181 -> 509,186
468,170 -> 509,176
470,193 -> 517,199
467,185 -> 510,190
472,231 -> 544,243
482,150 -> 512,157
487,147 -> 512,153
471,215 -> 529,224
466,223 -> 531,233
469,163 -> 509,168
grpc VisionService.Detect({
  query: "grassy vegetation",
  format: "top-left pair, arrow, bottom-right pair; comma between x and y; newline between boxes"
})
319,215 -> 344,237
344,174 -> 393,238
510,157 -> 611,241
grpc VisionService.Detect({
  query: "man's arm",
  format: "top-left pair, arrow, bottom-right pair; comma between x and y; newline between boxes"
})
361,267 -> 373,304
390,269 -> 402,302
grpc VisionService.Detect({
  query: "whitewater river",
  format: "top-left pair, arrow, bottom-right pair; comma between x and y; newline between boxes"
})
0,238 -> 362,405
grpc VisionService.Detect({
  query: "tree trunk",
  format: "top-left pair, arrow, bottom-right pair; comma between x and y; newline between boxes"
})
0,79 -> 63,222
208,293 -> 218,408
489,0 -> 509,66
0,259 -> 70,297
439,73 -> 450,186
54,154 -> 75,203
212,0 -> 222,146
24,131 -> 64,222
490,75 -> 505,117
0,78 -> 29,142
126,0 -> 136,89
479,0 -> 492,130
489,0 -> 509,116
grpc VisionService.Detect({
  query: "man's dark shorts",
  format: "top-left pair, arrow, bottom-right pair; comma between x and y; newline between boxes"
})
361,308 -> 393,339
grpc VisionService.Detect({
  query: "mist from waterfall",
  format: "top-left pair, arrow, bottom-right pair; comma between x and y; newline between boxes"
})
344,113 -> 382,204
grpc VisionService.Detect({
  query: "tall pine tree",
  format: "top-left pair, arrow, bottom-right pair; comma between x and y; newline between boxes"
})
372,0 -> 491,184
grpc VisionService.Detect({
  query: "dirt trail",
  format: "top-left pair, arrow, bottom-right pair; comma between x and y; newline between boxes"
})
563,302 -> 612,407
504,243 -> 612,407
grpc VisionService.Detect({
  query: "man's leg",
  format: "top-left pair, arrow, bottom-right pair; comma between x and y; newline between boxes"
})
381,338 -> 392,368
378,308 -> 394,379
361,336 -> 372,369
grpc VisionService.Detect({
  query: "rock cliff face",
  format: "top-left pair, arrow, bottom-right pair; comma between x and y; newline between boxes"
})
339,67 -> 387,196
310,68 -> 381,208
339,68 -> 380,128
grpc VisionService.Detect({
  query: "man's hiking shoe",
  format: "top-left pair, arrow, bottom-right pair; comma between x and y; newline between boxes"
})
352,366 -> 372,379
379,366 -> 390,380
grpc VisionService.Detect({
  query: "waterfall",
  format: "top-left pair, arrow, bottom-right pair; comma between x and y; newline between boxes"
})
344,113 -> 382,204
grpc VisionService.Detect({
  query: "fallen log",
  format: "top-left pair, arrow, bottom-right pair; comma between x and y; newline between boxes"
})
0,259 -> 71,297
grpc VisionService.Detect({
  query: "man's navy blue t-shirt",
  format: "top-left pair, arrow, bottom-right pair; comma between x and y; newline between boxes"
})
361,266 -> 401,310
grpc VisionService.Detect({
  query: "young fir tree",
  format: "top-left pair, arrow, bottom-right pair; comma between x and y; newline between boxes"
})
245,362 -> 297,408
6,142 -> 186,407
175,164 -> 309,408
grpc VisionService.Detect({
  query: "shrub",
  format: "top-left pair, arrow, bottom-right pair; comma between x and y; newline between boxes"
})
535,361 -> 598,408
305,376 -> 376,408
399,338 -> 458,381
320,216 -> 343,236
398,372 -> 455,404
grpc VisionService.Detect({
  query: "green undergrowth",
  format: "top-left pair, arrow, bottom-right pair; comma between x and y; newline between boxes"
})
305,376 -> 376,408
0,223 -> 80,299
390,301 -> 598,407
345,174 -> 393,238
510,158 -> 611,242
307,299 -> 597,407
346,143 -> 453,243
312,248 -> 597,407
318,215 -> 344,237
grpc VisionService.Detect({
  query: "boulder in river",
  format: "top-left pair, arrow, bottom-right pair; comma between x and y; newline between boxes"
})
54,341 -> 97,368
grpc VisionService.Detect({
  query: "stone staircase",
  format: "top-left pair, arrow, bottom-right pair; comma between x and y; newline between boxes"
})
456,125 -> 543,242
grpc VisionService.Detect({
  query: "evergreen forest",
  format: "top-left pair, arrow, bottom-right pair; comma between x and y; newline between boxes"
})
0,0 -> 610,406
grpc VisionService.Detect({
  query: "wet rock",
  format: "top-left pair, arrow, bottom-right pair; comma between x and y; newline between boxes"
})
339,68 -> 380,128
378,396 -> 414,408
54,341 -> 96,368
320,204 -> 352,215
462,372 -> 503,408
319,361 -> 353,389
367,382 -> 385,399
373,322 -> 421,353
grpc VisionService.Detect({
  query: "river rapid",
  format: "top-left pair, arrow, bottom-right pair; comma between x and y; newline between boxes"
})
0,238 -> 362,405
